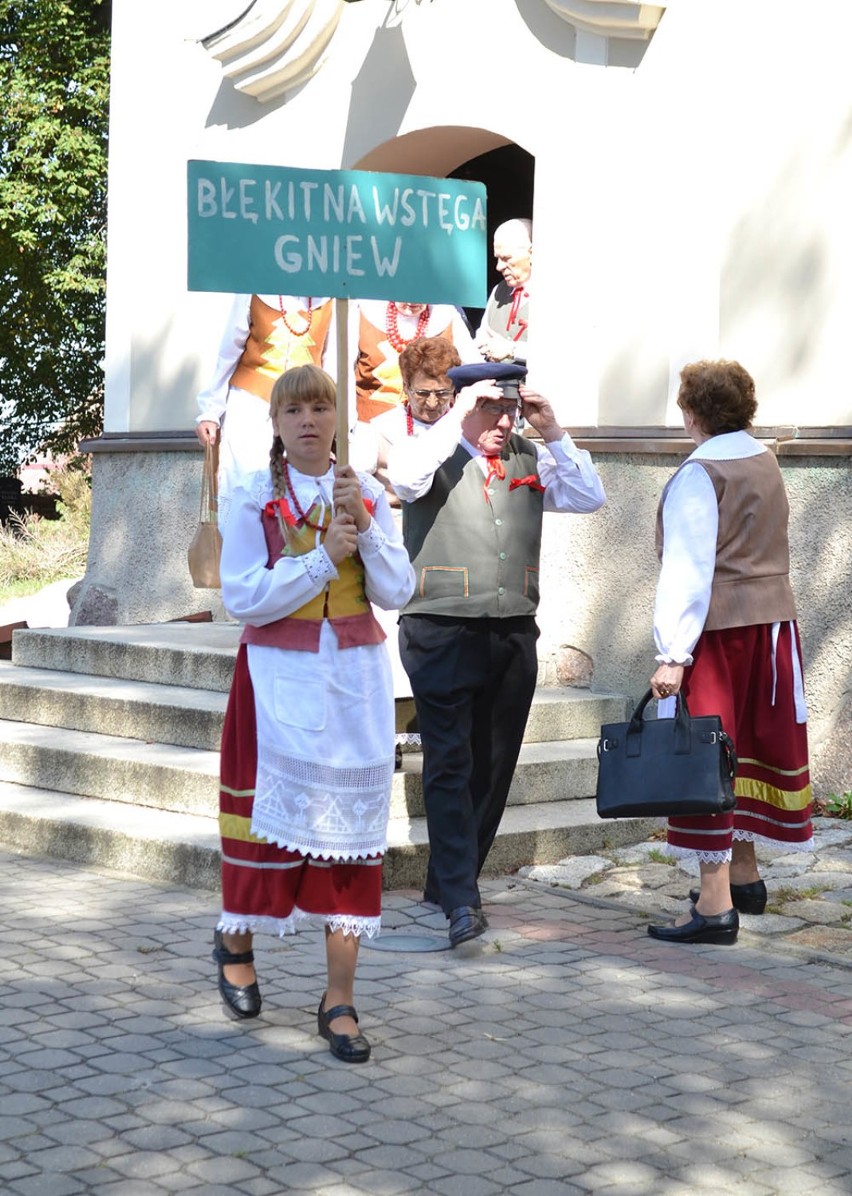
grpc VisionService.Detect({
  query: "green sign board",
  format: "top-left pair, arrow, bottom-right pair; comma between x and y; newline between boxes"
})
187,160 -> 487,307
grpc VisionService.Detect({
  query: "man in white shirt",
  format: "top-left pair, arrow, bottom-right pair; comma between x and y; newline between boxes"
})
388,361 -> 605,947
476,219 -> 532,365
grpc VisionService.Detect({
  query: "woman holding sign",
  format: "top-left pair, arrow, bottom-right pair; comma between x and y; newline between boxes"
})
212,363 -> 414,1061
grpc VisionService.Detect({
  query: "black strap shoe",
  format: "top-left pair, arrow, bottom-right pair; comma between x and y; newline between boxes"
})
317,994 -> 371,1063
212,929 -> 262,1019
648,906 -> 739,945
689,880 -> 767,915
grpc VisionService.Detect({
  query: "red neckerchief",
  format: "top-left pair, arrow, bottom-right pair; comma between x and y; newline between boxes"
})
483,456 -> 506,502
507,286 -> 528,341
262,496 -> 374,524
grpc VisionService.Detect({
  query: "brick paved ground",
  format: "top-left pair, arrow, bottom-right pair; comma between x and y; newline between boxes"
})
2,846 -> 852,1195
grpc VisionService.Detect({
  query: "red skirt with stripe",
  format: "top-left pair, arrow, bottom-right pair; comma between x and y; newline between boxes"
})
218,646 -> 383,938
667,623 -> 812,860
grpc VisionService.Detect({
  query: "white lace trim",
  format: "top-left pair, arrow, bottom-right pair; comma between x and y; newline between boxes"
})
395,732 -> 422,747
251,747 -> 393,860
357,519 -> 386,556
733,830 -> 815,853
663,843 -> 732,865
664,832 -> 816,863
218,909 -> 382,939
302,545 -> 336,587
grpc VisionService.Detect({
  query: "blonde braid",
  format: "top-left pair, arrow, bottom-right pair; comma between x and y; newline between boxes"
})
269,433 -> 293,549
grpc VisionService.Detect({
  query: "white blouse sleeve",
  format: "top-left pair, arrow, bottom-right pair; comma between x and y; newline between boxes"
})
386,408 -> 465,501
537,435 -> 606,514
219,478 -> 337,625
195,295 -> 252,426
355,477 -> 416,610
653,462 -> 719,664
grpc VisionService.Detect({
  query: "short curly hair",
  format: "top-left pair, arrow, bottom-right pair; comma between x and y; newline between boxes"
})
399,336 -> 462,390
677,360 -> 757,436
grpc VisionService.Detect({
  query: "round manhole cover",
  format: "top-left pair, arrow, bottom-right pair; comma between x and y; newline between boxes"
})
362,932 -> 451,953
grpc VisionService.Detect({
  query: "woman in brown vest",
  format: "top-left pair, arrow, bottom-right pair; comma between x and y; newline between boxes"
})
648,360 -> 812,945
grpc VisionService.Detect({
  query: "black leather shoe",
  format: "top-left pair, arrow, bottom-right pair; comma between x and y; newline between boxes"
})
689,880 -> 767,915
317,994 -> 371,1063
212,929 -> 262,1019
648,906 -> 739,945
448,905 -> 488,948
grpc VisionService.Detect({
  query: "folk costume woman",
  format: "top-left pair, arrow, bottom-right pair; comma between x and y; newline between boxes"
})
195,294 -> 335,508
353,299 -> 480,424
648,360 -> 812,946
213,364 -> 415,1062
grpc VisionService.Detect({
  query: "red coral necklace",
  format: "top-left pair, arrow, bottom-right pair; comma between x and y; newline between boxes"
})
385,302 -> 430,352
278,296 -> 313,337
282,460 -> 326,531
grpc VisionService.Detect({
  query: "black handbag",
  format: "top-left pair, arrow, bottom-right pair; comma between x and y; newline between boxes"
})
595,690 -> 737,819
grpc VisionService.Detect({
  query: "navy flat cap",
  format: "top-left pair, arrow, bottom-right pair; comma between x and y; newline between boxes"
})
447,362 -> 528,399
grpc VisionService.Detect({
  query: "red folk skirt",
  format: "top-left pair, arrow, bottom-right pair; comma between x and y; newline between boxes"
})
217,646 -> 383,938
667,622 -> 812,861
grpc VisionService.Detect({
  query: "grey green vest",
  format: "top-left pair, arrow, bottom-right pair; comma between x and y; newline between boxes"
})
402,434 -> 545,618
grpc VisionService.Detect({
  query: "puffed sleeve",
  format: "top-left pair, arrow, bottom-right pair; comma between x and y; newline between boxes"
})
653,462 -> 718,664
220,475 -> 338,625
355,475 -> 416,610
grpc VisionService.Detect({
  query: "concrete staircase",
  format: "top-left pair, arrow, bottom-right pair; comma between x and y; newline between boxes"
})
0,624 -> 654,891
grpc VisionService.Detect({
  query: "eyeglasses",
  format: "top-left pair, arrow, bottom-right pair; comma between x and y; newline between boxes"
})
480,401 -> 520,418
410,388 -> 454,400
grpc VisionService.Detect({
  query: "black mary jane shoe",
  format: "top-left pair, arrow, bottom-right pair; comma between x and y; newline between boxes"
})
317,994 -> 371,1063
212,929 -> 262,1020
688,879 -> 767,916
648,905 -> 739,945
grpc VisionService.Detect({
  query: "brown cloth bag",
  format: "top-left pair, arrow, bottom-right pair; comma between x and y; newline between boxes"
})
187,441 -> 222,588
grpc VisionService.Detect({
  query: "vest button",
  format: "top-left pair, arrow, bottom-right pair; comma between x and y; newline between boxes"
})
497,586 -> 505,595
494,518 -> 503,526
499,552 -> 507,560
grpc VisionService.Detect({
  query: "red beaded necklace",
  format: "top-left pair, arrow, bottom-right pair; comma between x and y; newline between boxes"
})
403,401 -> 414,436
282,459 -> 326,531
278,296 -> 313,337
385,302 -> 430,353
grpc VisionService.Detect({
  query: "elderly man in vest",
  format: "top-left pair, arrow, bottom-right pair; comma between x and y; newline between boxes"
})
388,362 -> 606,946
477,218 -> 532,365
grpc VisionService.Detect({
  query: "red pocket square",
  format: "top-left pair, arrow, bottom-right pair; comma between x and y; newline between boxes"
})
508,475 -> 545,493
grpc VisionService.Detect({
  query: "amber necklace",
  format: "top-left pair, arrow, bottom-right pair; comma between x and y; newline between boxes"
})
278,296 -> 313,337
385,302 -> 430,352
282,459 -> 326,531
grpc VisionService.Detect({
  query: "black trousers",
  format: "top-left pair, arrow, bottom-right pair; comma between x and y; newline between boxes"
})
398,614 -> 539,914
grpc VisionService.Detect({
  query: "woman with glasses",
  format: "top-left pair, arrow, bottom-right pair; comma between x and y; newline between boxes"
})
352,299 -> 480,425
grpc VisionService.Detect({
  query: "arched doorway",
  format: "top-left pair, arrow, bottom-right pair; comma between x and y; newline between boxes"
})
355,128 -> 535,328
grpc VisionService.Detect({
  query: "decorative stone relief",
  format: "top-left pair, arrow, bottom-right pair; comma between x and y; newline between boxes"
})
541,0 -> 666,40
202,0 -> 347,103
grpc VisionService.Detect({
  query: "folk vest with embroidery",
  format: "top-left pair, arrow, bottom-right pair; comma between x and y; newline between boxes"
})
355,309 -> 453,423
239,497 -> 384,651
402,434 -> 545,619
656,449 -> 797,631
229,296 -> 333,402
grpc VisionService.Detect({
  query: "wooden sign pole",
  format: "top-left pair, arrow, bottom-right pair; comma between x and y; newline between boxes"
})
335,296 -> 349,467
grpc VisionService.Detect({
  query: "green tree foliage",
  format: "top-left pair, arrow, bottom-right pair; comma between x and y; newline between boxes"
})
0,0 -> 110,473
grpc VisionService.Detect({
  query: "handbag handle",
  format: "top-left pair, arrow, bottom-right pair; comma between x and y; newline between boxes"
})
627,688 -> 692,756
199,441 -> 218,524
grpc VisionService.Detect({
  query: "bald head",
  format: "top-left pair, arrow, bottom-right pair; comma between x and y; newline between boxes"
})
493,218 -> 532,288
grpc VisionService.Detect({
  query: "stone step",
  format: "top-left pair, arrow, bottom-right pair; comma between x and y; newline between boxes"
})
11,624 -> 242,692
0,661 -> 627,752
0,780 -> 657,893
0,717 -> 603,819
